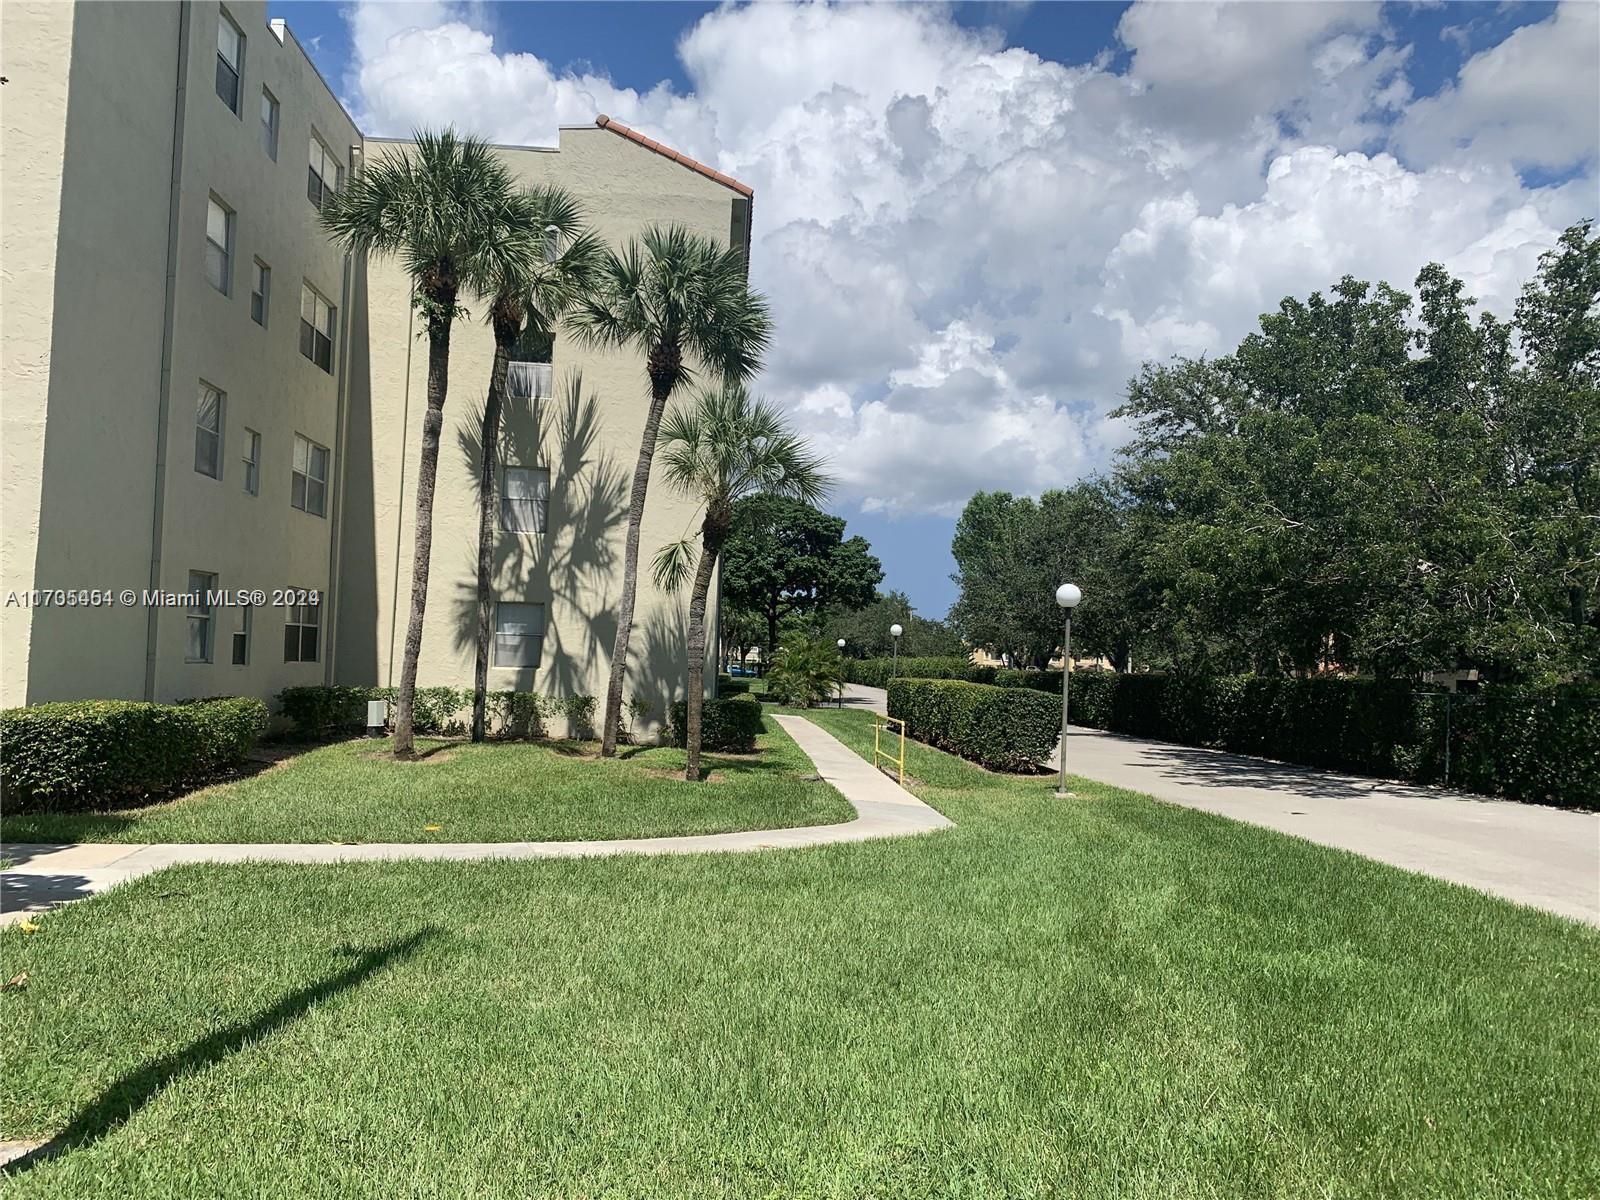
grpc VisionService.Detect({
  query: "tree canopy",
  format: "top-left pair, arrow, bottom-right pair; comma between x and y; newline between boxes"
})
951,219 -> 1600,682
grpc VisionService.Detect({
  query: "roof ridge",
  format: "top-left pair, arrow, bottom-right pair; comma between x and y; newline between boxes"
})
594,114 -> 754,199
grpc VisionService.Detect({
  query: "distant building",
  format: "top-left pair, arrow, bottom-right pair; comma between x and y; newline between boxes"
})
3,1 -> 753,727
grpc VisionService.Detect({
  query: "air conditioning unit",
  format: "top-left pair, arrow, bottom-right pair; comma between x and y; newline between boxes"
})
366,699 -> 390,736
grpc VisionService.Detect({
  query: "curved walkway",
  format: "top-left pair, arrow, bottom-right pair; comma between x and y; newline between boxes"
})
0,716 -> 952,924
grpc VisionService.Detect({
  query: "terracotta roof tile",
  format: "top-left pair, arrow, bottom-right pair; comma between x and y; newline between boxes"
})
595,114 -> 754,198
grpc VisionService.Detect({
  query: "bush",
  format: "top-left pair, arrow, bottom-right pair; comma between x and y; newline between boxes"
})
560,695 -> 597,739
843,657 -> 992,689
993,668 -> 1063,694
1051,673 -> 1598,809
718,676 -> 752,697
1,697 -> 267,812
887,678 -> 1060,773
767,637 -> 844,707
277,685 -> 371,740
668,694 -> 764,753
489,691 -> 551,740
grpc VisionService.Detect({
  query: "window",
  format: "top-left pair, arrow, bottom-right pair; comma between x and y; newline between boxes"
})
205,196 -> 233,295
291,433 -> 329,517
493,602 -> 545,669
501,466 -> 550,533
186,571 -> 216,663
259,87 -> 279,159
250,260 -> 270,326
195,383 -> 224,478
243,428 -> 260,495
231,605 -> 252,666
215,10 -> 243,113
284,597 -> 320,663
307,134 -> 341,209
299,283 -> 335,372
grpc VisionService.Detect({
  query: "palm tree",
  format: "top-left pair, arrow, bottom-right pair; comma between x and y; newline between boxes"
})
654,386 -> 829,781
569,225 -> 772,756
321,128 -> 516,758
467,186 -> 605,742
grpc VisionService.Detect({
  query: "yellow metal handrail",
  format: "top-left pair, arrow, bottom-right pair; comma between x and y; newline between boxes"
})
873,715 -> 906,786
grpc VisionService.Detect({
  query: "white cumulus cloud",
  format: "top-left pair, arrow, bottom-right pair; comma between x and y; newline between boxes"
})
337,0 -> 1598,517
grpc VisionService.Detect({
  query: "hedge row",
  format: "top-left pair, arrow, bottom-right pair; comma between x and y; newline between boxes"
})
0,697 -> 268,813
275,686 -> 598,740
1046,673 -> 1597,809
843,657 -> 994,689
886,678 -> 1060,773
667,695 -> 764,753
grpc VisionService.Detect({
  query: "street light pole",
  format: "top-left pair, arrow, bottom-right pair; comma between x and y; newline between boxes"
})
890,623 -> 903,679
837,638 -> 846,708
1054,584 -> 1082,798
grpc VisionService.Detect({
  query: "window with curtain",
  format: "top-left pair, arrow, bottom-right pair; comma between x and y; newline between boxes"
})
493,602 -> 545,669
501,467 -> 550,533
307,135 -> 341,210
291,433 -> 329,517
232,605 -> 252,666
206,197 -> 233,295
299,283 -> 335,372
187,571 -> 217,663
195,383 -> 224,478
215,10 -> 243,113
243,428 -> 260,495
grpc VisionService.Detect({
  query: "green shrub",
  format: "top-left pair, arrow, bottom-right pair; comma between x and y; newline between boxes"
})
843,657 -> 992,689
277,685 -> 371,740
488,691 -> 551,740
624,696 -> 656,745
767,637 -> 844,707
1053,673 -> 1598,808
993,668 -> 1063,694
718,677 -> 752,697
667,694 -> 764,753
0,697 -> 267,812
887,678 -> 1060,773
561,695 -> 598,739
364,686 -> 466,734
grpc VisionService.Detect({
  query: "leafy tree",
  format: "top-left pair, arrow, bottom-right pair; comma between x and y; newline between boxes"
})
652,386 -> 828,781
823,591 -> 962,658
721,496 -> 882,659
468,186 -> 604,742
569,226 -> 772,756
321,130 -> 515,757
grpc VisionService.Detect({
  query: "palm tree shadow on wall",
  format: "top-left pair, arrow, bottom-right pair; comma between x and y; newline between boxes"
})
5,928 -> 437,1176
452,370 -> 681,725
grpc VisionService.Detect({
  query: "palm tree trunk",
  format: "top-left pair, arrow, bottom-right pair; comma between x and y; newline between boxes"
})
471,321 -> 515,742
683,525 -> 724,782
600,347 -> 679,756
393,304 -> 454,758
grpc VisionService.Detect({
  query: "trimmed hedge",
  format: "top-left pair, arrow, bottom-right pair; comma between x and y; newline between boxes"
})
843,657 -> 994,688
717,676 -> 752,697
887,678 -> 1060,773
275,686 -> 600,740
668,695 -> 764,753
1043,673 -> 1597,809
277,685 -> 370,740
0,697 -> 268,812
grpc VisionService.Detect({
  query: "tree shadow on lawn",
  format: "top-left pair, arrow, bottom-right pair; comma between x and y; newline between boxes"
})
2,928 -> 437,1176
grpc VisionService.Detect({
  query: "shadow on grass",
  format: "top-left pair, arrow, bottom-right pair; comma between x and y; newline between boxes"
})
3,928 -> 437,1176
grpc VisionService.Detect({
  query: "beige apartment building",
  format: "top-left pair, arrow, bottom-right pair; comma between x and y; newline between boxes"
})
1,1 -> 751,726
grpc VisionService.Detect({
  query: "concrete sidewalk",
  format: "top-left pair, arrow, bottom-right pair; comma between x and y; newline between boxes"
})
0,717 -> 952,924
1058,725 -> 1599,925
840,681 -> 1597,924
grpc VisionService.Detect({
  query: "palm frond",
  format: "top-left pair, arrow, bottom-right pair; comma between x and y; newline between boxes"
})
651,537 -> 699,594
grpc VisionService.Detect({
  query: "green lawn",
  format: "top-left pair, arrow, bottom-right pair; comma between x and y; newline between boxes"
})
1,725 -> 851,844
2,708 -> 1596,1198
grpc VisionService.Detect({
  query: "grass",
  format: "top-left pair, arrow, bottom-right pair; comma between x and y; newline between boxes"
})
2,707 -> 1596,1198
0,724 -> 852,844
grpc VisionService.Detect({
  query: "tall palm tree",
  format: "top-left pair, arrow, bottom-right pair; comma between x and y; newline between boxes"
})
321,128 -> 516,758
654,386 -> 829,781
569,225 -> 772,756
467,187 -> 605,742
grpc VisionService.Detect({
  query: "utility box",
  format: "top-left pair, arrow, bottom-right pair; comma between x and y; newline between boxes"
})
366,699 -> 390,737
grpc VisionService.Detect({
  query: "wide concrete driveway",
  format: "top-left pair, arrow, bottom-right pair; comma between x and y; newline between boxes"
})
846,682 -> 1599,924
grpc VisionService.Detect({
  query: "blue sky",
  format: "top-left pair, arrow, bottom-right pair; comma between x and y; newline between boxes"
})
271,1 -> 1595,619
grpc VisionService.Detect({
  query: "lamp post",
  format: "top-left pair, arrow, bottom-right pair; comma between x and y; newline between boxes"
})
837,638 -> 847,708
1054,583 -> 1082,797
889,623 -> 903,679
